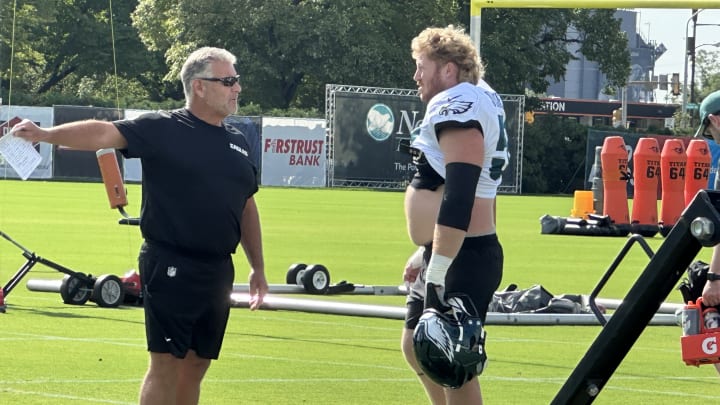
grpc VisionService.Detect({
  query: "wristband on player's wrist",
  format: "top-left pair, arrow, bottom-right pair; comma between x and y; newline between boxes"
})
426,254 -> 453,287
708,273 -> 720,282
409,246 -> 425,268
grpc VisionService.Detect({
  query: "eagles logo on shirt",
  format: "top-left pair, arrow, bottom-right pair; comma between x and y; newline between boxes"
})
438,96 -> 473,116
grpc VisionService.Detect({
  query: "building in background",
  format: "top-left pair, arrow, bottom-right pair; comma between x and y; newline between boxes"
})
540,10 -> 677,130
546,10 -> 667,104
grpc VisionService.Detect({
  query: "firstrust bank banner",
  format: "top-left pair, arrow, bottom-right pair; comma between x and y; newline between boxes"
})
261,117 -> 326,187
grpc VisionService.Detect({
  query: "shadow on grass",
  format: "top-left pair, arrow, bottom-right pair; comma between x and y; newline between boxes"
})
489,357 -> 712,384
227,331 -> 397,353
5,304 -> 144,325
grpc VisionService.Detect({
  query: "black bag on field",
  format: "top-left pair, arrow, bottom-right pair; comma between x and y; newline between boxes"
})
488,284 -> 583,314
678,260 -> 709,304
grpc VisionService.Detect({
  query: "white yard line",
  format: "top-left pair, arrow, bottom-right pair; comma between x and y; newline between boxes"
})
0,332 -> 144,347
0,387 -> 136,405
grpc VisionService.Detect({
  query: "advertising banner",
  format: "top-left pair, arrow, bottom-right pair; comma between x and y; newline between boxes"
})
261,117 -> 326,187
326,85 -> 523,192
332,91 -> 423,187
0,106 -> 54,179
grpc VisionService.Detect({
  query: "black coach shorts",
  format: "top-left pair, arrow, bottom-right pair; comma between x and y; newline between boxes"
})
139,242 -> 235,359
405,234 -> 503,329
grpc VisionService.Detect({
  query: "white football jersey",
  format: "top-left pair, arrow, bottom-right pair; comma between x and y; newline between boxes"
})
411,80 -> 510,198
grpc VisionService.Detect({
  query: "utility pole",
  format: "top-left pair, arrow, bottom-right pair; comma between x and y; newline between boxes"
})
690,10 -> 699,105
682,9 -> 703,117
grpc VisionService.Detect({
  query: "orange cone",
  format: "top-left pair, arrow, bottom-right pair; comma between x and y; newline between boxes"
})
631,138 -> 660,237
660,139 -> 687,236
570,190 -> 594,219
600,136 -> 630,226
685,139 -> 712,207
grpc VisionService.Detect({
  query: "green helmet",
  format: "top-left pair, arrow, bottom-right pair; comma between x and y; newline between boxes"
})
695,90 -> 720,139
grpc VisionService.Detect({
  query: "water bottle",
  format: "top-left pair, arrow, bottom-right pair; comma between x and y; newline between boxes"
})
682,300 -> 701,336
703,307 -> 720,331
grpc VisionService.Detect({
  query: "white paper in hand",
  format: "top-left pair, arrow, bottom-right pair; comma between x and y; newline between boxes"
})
0,129 -> 42,180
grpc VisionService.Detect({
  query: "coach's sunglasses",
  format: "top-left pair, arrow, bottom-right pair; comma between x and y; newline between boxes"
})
196,75 -> 241,87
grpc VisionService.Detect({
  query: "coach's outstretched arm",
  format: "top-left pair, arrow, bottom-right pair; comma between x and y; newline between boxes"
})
10,118 -> 128,151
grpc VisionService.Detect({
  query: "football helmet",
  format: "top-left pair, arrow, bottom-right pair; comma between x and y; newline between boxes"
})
412,294 -> 487,389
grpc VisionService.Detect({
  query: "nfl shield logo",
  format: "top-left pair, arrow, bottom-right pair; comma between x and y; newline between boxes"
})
167,266 -> 177,277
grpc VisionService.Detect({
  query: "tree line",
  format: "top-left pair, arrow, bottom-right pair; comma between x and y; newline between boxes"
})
1,0 -> 631,112
5,1 -> 718,194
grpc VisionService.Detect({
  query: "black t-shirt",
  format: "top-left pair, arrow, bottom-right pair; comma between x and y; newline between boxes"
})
115,108 -> 258,257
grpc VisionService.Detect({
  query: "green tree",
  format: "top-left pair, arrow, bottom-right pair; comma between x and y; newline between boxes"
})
522,115 -> 588,194
4,1 -> 632,113
0,1 -> 53,102
695,49 -> 720,100
0,0 -> 170,107
132,1 -> 630,110
477,8 -> 630,95
132,0 -> 460,110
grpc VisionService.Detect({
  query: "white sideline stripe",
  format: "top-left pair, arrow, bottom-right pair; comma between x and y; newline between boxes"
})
1,332 -> 145,347
1,334 -> 696,379
1,332 -> 141,341
0,333 -> 397,345
225,353 -> 408,371
4,375 -> 717,386
0,332 -> 391,343
0,379 -> 140,384
4,375 -> 719,385
1,333 -> 408,372
3,374 -> 719,399
0,331 -> 677,346
603,385 -> 719,400
231,312 -> 400,331
210,377 -> 417,383
3,331 -> 683,358
486,375 -> 720,382
1,332 -> 682,358
492,337 -> 683,353
0,387 -> 135,405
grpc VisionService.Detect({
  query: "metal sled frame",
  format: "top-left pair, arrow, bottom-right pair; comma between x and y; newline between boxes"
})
0,229 -> 95,299
1,229 -> 130,308
552,189 -> 720,404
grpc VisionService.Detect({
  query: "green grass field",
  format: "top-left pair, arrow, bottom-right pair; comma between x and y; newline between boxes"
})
0,180 -> 718,404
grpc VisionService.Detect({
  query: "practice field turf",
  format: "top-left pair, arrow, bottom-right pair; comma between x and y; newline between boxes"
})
0,180 -> 718,404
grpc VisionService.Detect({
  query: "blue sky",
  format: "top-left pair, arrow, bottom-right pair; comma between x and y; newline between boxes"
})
634,8 -> 720,102
635,8 -> 720,76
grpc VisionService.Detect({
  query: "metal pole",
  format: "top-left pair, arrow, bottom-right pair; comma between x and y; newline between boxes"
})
690,13 -> 699,106
469,3 -> 482,57
620,87 -> 627,127
682,9 -> 703,117
552,189 -> 720,404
